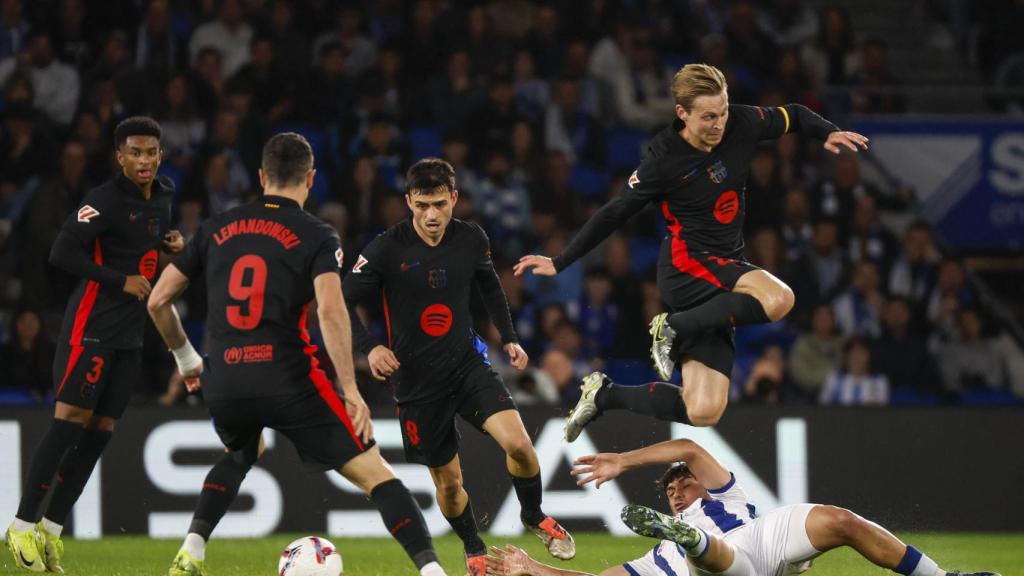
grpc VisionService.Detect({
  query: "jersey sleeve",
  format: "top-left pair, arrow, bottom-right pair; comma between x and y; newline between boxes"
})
342,234 -> 389,355
471,224 -> 518,344
552,157 -> 665,272
310,227 -> 344,279
733,104 -> 792,141
172,219 -> 212,280
48,186 -> 126,289
706,472 -> 752,507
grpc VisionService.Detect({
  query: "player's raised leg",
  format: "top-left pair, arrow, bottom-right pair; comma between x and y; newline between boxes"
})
340,447 -> 446,576
483,409 -> 575,560
804,505 -> 1001,576
621,504 -> 752,575
429,455 -> 487,575
652,269 -> 794,380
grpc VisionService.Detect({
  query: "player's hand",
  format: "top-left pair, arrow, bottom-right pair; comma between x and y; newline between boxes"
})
122,275 -> 152,300
486,545 -> 533,576
163,230 -> 184,253
571,453 -> 624,488
343,390 -> 373,444
513,255 -> 556,277
504,342 -> 528,370
368,345 -> 400,380
824,130 -> 869,154
184,376 -> 202,393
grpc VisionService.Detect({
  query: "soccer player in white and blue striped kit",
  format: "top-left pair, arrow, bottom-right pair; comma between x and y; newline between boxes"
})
568,438 -> 1000,576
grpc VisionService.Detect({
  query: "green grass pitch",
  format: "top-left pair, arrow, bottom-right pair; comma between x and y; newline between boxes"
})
2,533 -> 1021,575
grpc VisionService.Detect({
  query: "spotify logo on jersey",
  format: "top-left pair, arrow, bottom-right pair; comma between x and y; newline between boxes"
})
420,304 -> 453,336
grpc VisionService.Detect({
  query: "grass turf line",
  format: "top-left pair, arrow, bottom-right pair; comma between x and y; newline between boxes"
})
1,533 -> 1021,575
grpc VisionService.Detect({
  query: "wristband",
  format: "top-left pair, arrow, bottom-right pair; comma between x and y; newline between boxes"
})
171,341 -> 203,375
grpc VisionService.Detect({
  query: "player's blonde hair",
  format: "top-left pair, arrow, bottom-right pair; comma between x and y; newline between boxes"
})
671,64 -> 728,111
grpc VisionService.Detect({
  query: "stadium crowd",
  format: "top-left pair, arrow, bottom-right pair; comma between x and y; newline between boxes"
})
0,0 -> 1019,409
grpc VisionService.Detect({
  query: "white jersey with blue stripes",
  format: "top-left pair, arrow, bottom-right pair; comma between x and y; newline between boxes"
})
622,540 -> 691,576
679,472 -> 758,538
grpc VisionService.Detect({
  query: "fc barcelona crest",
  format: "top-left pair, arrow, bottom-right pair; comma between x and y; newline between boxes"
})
706,160 -> 728,184
428,268 -> 447,289
147,217 -> 161,237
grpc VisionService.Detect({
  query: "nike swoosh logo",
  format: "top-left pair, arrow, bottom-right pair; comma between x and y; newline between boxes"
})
400,261 -> 420,272
19,550 -> 35,567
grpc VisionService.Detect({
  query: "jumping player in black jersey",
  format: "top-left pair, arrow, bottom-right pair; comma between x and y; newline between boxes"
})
5,117 -> 183,573
515,63 -> 869,439
343,158 -> 575,576
146,134 -> 447,576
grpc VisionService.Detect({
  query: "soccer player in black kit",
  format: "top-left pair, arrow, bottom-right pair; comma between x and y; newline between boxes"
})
344,158 -> 575,576
146,134 -> 447,576
5,117 -> 183,573
515,64 -> 869,439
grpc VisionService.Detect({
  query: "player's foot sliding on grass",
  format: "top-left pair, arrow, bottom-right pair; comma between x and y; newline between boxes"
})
343,159 -> 574,576
568,436 -> 1002,576
514,63 -> 869,439
147,133 -> 447,576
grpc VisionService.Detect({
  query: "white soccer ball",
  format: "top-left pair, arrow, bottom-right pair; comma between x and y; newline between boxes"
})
278,536 -> 343,576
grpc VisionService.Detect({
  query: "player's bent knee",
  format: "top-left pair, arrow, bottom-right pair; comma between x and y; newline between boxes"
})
435,477 -> 463,501
687,406 -> 723,427
764,285 -> 795,321
504,437 -> 536,463
825,506 -> 861,542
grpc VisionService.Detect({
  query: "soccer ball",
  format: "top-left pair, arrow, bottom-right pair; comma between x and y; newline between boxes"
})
278,536 -> 343,576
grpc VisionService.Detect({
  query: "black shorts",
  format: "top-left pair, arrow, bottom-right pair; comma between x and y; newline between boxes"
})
657,245 -> 762,378
396,358 -> 516,468
207,385 -> 375,472
53,342 -> 140,419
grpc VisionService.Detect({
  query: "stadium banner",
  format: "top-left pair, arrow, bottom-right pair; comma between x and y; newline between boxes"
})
1,406 -> 1022,539
850,118 -> 1024,251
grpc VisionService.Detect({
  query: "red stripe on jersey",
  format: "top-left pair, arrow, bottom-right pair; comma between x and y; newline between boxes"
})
55,345 -> 85,396
298,303 -> 364,450
69,240 -> 104,346
381,290 -> 392,347
661,201 -> 724,289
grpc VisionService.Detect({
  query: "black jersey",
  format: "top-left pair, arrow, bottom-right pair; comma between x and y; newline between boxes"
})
552,104 -> 838,274
343,218 -> 517,404
51,174 -> 174,350
173,195 -> 344,401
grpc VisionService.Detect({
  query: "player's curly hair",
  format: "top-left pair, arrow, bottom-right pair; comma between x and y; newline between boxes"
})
657,462 -> 695,496
406,157 -> 456,195
114,116 -> 161,149
671,64 -> 728,111
262,132 -> 314,188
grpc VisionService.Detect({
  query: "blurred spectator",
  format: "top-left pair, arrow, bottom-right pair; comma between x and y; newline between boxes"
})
801,5 -> 857,87
232,35 -> 291,122
464,5 -> 507,81
759,0 -> 818,46
849,38 -> 906,114
469,74 -> 525,161
746,227 -> 814,322
0,103 -> 57,184
0,308 -> 54,399
298,41 -> 353,126
466,148 -> 530,261
312,6 -> 376,79
846,195 -> 899,281
604,235 -> 648,359
522,231 -> 583,310
56,0 -> 91,68
789,304 -> 843,397
933,308 -> 1006,395
154,73 -> 206,172
588,19 -> 634,122
810,154 -> 881,242
872,296 -> 940,395
613,28 -> 675,130
539,348 -> 580,409
0,0 -> 30,60
805,218 -> 846,303
742,345 -> 786,404
926,258 -> 975,328
134,0 -> 185,80
508,120 -> 543,187
401,0 -> 447,88
0,30 -> 80,126
191,107 -> 252,213
888,220 -> 940,308
544,75 -> 604,166
724,1 -> 778,84
266,0 -> 308,75
832,260 -> 883,338
744,149 -> 785,231
188,0 -> 252,78
340,154 -> 396,246
578,268 -> 617,360
512,49 -> 550,124
190,46 -> 225,119
561,39 -> 603,117
779,187 -> 813,260
819,337 -> 889,405
531,151 -> 581,237
525,5 -> 561,80
72,109 -> 114,185
428,49 -> 479,135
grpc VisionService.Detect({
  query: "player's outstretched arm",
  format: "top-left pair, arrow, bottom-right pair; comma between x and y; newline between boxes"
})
486,545 -> 598,576
147,264 -> 202,386
572,438 -> 731,490
315,272 -> 372,443
777,103 -> 869,153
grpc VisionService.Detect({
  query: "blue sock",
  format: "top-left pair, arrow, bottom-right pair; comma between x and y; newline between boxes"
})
895,545 -> 941,576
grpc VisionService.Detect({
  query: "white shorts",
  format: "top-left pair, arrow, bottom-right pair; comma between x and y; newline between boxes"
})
720,503 -> 821,576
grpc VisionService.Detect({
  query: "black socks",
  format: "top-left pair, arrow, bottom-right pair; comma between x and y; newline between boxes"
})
444,499 -> 486,556
597,381 -> 690,423
668,292 -> 770,338
511,473 -> 546,526
188,451 -> 253,540
16,419 -> 84,522
371,479 -> 438,569
46,428 -> 112,524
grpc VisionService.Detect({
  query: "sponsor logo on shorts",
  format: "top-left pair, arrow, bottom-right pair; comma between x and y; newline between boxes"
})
223,344 -> 274,364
